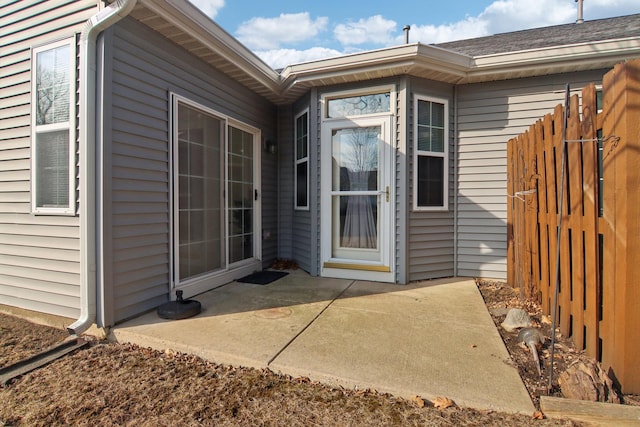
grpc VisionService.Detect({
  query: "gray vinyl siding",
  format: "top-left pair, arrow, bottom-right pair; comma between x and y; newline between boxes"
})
0,0 -> 97,318
407,78 -> 456,281
277,105 -> 293,261
106,18 -> 277,323
455,70 -> 608,279
289,94 -> 312,272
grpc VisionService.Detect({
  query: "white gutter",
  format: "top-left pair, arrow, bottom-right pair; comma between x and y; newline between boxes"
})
67,0 -> 138,335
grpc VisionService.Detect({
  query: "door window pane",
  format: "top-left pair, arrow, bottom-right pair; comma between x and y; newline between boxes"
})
334,195 -> 378,250
177,103 -> 224,280
228,126 -> 254,264
331,127 -> 379,192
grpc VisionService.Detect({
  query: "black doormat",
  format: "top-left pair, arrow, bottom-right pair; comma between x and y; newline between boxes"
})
237,271 -> 289,285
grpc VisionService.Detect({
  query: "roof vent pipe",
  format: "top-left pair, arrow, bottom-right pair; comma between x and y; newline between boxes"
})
575,0 -> 584,24
403,25 -> 410,44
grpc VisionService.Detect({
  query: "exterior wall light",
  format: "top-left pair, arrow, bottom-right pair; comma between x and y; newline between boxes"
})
265,139 -> 277,154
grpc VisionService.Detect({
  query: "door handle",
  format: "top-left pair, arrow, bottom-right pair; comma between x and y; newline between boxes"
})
385,186 -> 389,202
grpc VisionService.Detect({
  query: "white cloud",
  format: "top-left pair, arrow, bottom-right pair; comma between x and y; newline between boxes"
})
237,13 -> 328,50
403,16 -> 489,45
334,15 -> 397,46
402,0 -> 632,45
256,47 -> 344,69
581,0 -> 640,20
189,0 -> 640,68
480,0 -> 575,34
188,0 -> 224,19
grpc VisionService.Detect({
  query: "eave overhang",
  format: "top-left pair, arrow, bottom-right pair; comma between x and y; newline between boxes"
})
466,37 -> 640,83
121,2 -> 640,106
132,0 -> 282,101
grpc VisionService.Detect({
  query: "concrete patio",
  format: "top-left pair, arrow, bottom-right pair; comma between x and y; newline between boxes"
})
110,270 -> 535,414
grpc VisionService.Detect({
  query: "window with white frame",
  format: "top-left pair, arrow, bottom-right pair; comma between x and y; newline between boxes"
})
325,91 -> 391,118
414,95 -> 448,210
294,110 -> 309,210
31,38 -> 75,214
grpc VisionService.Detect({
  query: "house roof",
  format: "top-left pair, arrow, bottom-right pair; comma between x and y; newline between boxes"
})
128,2 -> 640,105
435,14 -> 640,56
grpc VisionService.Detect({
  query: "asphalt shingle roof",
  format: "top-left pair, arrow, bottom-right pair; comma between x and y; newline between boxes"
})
434,13 -> 640,56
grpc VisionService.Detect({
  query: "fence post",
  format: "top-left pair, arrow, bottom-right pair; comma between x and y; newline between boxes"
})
603,60 -> 640,394
507,137 -> 516,287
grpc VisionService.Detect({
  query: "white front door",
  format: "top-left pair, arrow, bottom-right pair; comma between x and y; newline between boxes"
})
320,116 -> 394,282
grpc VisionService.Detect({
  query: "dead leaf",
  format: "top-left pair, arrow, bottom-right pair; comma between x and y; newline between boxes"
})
532,411 -> 545,420
411,396 -> 426,408
433,396 -> 455,409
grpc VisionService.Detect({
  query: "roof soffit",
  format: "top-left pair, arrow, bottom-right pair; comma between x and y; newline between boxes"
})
122,4 -> 640,104
135,0 -> 283,99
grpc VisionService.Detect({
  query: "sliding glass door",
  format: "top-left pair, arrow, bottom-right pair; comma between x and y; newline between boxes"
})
173,97 -> 259,288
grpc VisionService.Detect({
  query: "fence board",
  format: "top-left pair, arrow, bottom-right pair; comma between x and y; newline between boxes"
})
599,63 -> 618,383
507,60 -> 640,393
567,93 -> 584,349
580,84 -> 599,358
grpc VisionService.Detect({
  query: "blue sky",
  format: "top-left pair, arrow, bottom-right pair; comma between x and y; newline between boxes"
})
190,0 -> 639,68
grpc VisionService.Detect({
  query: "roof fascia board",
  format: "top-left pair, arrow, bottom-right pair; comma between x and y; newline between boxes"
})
280,44 -> 472,92
282,44 -> 471,77
139,0 -> 282,92
471,37 -> 640,71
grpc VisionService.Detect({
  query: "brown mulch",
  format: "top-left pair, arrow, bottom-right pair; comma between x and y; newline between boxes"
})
0,311 -> 582,426
475,279 -> 640,409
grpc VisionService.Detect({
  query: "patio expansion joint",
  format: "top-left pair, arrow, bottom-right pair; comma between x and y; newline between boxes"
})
266,280 -> 356,367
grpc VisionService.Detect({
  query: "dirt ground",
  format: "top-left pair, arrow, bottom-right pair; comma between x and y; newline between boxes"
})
476,279 -> 639,409
0,279 -> 629,426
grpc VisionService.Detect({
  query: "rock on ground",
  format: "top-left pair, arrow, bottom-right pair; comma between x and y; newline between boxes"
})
559,359 -> 621,404
501,308 -> 532,332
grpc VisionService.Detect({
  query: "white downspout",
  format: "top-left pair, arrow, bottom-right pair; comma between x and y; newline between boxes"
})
453,85 -> 459,277
67,0 -> 138,335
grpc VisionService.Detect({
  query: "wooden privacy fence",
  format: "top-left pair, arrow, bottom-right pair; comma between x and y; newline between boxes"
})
507,60 -> 640,393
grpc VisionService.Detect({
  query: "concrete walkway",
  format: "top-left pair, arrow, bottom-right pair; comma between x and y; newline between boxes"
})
111,271 -> 535,414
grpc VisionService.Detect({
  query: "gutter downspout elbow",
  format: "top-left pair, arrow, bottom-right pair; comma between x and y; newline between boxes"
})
67,0 -> 138,335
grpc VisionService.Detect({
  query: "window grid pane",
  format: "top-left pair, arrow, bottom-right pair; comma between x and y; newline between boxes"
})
35,130 -> 69,208
36,45 -> 71,125
417,99 -> 445,153
417,156 -> 444,207
327,92 -> 390,118
296,113 -> 308,160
